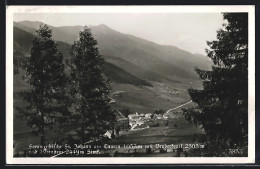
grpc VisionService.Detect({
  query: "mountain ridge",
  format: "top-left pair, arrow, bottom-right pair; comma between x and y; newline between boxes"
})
14,21 -> 207,57
14,21 -> 212,82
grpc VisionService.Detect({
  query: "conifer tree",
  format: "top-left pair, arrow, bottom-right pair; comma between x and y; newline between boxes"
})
184,13 -> 248,151
21,24 -> 69,145
68,26 -> 115,143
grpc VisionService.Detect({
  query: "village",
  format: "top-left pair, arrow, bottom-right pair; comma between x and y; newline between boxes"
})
128,112 -> 172,130
99,105 -> 204,158
103,108 -> 184,141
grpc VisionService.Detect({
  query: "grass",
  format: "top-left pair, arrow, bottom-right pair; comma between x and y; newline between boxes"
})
110,80 -> 197,114
109,116 -> 204,145
101,116 -> 205,157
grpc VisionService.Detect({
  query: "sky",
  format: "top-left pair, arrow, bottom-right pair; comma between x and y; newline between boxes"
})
14,13 -> 224,55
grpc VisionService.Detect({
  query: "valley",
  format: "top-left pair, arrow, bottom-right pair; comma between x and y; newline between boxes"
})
12,21 -> 210,157
13,77 -> 203,156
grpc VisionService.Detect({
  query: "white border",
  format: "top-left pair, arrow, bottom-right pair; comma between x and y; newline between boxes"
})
6,5 -> 255,164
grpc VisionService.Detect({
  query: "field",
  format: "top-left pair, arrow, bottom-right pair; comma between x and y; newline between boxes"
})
103,116 -> 205,157
110,80 -> 201,114
110,117 -> 204,144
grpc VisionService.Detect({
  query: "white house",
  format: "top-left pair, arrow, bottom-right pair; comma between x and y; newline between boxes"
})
136,120 -> 144,126
156,114 -> 162,119
103,131 -> 112,139
128,114 -> 138,120
145,113 -> 152,118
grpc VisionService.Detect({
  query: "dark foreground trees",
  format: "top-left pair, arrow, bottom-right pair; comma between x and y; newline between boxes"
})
68,27 -> 115,143
18,25 -> 115,149
20,25 -> 69,145
184,13 -> 248,154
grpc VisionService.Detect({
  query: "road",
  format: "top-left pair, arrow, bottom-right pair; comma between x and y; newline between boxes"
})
165,100 -> 192,114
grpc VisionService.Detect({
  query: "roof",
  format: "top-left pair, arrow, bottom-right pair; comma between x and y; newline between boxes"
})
128,114 -> 137,117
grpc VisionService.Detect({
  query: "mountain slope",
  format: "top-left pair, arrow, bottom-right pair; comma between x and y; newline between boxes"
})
14,21 -> 212,82
14,21 -> 82,44
104,55 -> 179,83
103,62 -> 152,86
13,26 -> 151,87
91,24 -> 211,81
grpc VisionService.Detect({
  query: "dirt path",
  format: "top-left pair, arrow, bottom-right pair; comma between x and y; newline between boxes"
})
165,100 -> 192,114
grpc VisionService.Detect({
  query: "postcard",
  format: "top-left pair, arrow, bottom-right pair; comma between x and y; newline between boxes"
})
6,5 -> 255,164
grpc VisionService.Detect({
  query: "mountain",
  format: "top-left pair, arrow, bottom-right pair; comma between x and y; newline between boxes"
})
91,24 -> 212,81
14,21 -> 83,44
14,21 -> 212,82
13,26 -> 152,88
104,55 -> 176,82
103,62 -> 152,86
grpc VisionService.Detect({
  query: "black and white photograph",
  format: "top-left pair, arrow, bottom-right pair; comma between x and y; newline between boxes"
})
6,5 -> 255,164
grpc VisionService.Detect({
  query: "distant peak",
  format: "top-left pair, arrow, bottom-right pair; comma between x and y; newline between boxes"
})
93,24 -> 116,33
96,24 -> 114,31
98,24 -> 109,28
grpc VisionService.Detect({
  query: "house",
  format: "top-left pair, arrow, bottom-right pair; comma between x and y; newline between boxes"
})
128,114 -> 138,120
103,131 -> 112,139
163,114 -> 171,119
145,113 -> 152,118
144,116 -> 152,121
138,116 -> 145,120
156,114 -> 162,119
136,119 -> 144,126
129,121 -> 136,128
